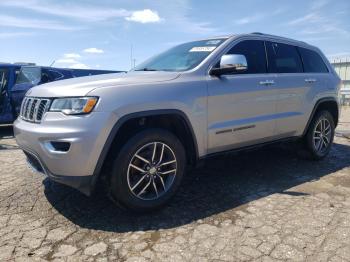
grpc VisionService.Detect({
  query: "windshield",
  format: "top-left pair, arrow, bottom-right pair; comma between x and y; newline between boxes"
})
134,38 -> 227,72
16,67 -> 41,85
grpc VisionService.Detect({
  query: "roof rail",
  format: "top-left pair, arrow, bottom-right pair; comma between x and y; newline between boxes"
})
14,62 -> 36,66
249,32 -> 309,45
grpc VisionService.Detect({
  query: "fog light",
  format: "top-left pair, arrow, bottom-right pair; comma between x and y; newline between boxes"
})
50,142 -> 71,152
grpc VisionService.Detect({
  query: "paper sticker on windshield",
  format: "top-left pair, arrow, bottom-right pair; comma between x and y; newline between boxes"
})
206,40 -> 221,45
189,46 -> 216,52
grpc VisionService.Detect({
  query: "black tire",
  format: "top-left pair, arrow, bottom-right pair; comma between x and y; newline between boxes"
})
109,128 -> 186,212
303,110 -> 335,160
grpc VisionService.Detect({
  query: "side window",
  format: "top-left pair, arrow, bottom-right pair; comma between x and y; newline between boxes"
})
48,70 -> 64,81
15,69 -> 20,83
298,47 -> 328,73
226,40 -> 267,74
41,69 -> 51,84
266,42 -> 303,73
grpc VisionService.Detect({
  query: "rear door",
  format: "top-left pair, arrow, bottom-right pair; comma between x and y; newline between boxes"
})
207,40 -> 278,153
297,46 -> 331,94
266,41 -> 308,137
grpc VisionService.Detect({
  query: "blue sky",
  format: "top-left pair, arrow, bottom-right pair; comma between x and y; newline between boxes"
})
0,0 -> 349,71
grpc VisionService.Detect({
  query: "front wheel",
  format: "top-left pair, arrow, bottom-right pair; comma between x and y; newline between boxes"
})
304,110 -> 335,160
109,128 -> 186,212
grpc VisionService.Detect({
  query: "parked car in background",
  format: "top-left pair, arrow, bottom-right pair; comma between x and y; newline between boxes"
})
0,63 -> 22,124
0,65 -> 123,124
14,33 -> 341,212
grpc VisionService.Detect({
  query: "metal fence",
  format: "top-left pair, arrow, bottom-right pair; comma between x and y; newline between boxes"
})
330,57 -> 350,105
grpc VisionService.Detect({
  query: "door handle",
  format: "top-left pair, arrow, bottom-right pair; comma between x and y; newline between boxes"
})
305,78 -> 317,83
259,80 -> 275,86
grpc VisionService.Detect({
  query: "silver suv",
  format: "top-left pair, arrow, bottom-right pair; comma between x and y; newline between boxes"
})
14,33 -> 341,211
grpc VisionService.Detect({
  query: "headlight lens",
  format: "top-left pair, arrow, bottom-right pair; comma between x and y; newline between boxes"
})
50,97 -> 98,115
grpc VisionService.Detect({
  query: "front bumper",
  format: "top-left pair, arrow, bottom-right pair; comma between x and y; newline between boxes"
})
23,148 -> 93,195
14,111 -> 117,195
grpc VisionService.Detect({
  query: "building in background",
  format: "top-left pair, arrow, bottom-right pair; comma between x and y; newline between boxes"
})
330,57 -> 350,105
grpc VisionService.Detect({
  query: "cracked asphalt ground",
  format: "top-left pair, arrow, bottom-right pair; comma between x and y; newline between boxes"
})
1,108 -> 350,262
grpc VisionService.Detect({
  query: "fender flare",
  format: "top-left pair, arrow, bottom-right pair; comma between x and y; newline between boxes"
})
302,97 -> 339,136
91,109 -> 199,186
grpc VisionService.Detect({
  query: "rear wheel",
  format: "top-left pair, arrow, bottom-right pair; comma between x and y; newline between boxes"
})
109,128 -> 186,212
303,110 -> 335,160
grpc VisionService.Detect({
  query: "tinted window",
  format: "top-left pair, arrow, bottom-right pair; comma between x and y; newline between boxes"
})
48,69 -> 64,80
0,69 -> 9,92
298,47 -> 328,73
227,40 -> 267,74
16,67 -> 41,85
0,69 -> 9,107
41,69 -> 51,84
266,42 -> 303,73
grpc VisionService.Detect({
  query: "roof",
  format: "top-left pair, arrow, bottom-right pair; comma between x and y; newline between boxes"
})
20,65 -> 122,73
0,63 -> 22,68
199,32 -> 312,48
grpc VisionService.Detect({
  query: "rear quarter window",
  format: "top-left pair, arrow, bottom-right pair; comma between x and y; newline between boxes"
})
298,47 -> 329,73
48,69 -> 65,80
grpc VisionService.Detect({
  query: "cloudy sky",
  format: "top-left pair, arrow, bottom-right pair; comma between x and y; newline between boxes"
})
0,0 -> 349,71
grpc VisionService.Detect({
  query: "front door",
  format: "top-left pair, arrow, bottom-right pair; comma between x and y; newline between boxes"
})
207,40 -> 277,154
0,68 -> 13,124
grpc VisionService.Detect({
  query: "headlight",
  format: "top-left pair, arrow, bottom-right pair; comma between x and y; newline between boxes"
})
49,97 -> 98,115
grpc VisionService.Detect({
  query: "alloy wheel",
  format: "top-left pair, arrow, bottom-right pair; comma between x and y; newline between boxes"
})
313,117 -> 331,154
127,142 -> 177,201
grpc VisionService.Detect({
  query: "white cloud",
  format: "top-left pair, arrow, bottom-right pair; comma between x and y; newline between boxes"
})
300,24 -> 350,37
68,63 -> 90,69
235,14 -> 263,25
235,9 -> 285,25
125,9 -> 161,23
55,53 -> 82,66
0,0 -> 130,22
311,0 -> 329,10
83,48 -> 104,54
55,58 -> 79,64
287,12 -> 350,38
287,13 -> 322,26
0,32 -> 35,39
0,15 -> 79,30
55,53 -> 88,68
63,53 -> 81,59
0,0 -> 162,24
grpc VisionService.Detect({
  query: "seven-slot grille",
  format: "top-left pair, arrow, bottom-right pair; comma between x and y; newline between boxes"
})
20,97 -> 51,123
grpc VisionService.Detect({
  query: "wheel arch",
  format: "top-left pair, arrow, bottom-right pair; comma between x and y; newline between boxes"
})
91,109 -> 199,187
302,97 -> 339,136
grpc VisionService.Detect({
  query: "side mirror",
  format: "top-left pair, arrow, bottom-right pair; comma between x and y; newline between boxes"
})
210,54 -> 248,76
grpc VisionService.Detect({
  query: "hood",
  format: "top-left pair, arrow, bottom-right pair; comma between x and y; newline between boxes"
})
27,71 -> 180,97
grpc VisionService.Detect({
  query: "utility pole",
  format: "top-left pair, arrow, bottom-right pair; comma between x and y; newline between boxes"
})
130,44 -> 133,70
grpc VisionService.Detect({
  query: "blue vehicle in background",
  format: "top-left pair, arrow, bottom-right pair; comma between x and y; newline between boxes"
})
0,64 -> 123,124
0,63 -> 22,124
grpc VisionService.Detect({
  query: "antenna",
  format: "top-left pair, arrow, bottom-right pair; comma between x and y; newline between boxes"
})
49,60 -> 56,67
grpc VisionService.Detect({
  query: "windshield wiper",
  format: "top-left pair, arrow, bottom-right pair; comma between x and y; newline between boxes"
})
134,68 -> 158,71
